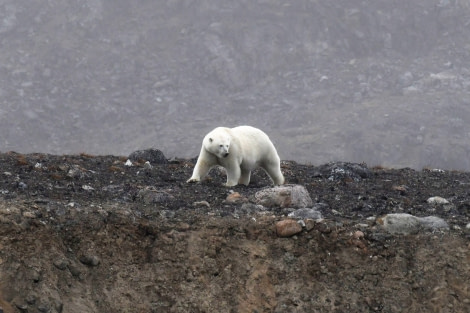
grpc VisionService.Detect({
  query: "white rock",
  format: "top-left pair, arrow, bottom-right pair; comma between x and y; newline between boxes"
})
193,201 -> 210,208
427,196 -> 449,204
288,208 -> 322,220
125,159 -> 133,166
82,185 -> 94,191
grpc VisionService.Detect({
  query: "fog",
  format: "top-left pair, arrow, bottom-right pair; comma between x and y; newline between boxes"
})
1,0 -> 470,170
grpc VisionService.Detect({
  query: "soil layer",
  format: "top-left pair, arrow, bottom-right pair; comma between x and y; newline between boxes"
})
0,151 -> 469,313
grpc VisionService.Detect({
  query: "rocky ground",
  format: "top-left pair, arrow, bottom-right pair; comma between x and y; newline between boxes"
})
0,149 -> 470,313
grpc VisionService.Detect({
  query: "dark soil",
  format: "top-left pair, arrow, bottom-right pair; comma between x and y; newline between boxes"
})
0,150 -> 469,313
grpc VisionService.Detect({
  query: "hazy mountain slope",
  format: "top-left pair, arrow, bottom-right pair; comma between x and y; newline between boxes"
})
1,0 -> 470,169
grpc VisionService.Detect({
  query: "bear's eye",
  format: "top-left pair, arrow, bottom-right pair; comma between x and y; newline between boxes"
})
219,145 -> 223,148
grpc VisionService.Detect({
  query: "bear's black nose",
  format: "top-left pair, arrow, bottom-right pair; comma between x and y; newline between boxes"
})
223,153 -> 229,158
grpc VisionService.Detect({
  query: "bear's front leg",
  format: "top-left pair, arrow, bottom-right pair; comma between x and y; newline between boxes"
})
187,149 -> 215,183
238,168 -> 251,186
224,164 -> 241,187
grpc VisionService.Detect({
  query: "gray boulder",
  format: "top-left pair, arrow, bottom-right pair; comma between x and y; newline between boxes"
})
254,184 -> 312,209
128,149 -> 168,165
379,213 -> 449,235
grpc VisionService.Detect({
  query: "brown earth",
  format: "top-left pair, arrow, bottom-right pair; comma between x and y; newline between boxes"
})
0,150 -> 470,313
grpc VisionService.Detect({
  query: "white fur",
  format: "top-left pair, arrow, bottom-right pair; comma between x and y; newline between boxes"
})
187,126 -> 285,187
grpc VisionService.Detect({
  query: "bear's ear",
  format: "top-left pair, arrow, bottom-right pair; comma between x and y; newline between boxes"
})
208,138 -> 213,143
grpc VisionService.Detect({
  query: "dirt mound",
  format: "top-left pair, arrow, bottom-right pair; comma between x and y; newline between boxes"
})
0,151 -> 469,312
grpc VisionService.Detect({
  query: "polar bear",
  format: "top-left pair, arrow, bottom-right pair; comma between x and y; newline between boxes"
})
187,126 -> 285,187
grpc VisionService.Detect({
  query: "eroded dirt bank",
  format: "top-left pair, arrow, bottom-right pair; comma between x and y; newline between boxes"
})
0,151 -> 469,313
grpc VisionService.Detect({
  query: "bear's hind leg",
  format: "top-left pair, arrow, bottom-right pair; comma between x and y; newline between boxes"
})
263,162 -> 285,185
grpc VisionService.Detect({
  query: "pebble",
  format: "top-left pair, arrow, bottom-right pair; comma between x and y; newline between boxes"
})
68,264 -> 82,278
193,201 -> 210,208
53,258 -> 69,270
79,255 -> 100,267
37,303 -> 51,312
137,188 -> 174,204
304,219 -> 316,231
81,185 -> 94,191
275,219 -> 302,237
22,211 -> 36,218
427,196 -> 449,204
353,230 -> 365,239
225,192 -> 248,204
30,269 -> 41,282
67,164 -> 86,178
25,293 -> 36,305
392,185 -> 407,192
316,222 -> 333,234
16,303 -> 28,311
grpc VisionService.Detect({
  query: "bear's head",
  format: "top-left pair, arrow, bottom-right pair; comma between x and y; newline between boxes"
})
204,130 -> 231,159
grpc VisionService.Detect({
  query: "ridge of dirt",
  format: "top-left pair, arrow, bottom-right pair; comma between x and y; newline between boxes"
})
0,151 -> 469,313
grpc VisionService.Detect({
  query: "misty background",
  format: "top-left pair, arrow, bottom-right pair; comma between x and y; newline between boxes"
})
1,0 -> 470,170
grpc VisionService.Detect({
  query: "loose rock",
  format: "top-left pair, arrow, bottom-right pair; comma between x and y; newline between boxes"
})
304,219 -> 316,231
275,219 -> 303,237
79,255 -> 100,267
193,201 -> 210,208
378,213 -> 422,235
427,196 -> 449,204
353,230 -> 365,239
137,187 -> 174,204
378,213 -> 449,234
128,149 -> 168,165
255,184 -> 312,209
288,208 -> 322,220
317,162 -> 372,181
418,216 -> 449,230
224,192 -> 248,204
53,258 -> 69,271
